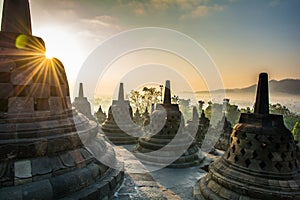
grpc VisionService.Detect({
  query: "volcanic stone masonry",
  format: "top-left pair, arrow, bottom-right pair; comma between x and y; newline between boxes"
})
134,80 -> 205,168
194,73 -> 300,199
0,0 -> 124,199
101,82 -> 142,144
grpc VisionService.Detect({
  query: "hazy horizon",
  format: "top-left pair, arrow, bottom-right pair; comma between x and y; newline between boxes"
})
1,0 -> 299,98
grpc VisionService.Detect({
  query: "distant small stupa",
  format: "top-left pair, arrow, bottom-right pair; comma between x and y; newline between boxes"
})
73,82 -> 94,120
101,83 -> 142,144
214,114 -> 233,151
95,105 -> 106,124
186,106 -> 210,148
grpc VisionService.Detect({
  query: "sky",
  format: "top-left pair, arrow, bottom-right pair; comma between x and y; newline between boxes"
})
1,0 -> 300,99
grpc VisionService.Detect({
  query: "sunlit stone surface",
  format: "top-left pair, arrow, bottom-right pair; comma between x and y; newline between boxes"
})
194,73 -> 300,199
0,1 -> 123,199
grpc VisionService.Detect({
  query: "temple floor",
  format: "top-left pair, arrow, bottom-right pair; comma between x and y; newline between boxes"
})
112,145 -> 221,200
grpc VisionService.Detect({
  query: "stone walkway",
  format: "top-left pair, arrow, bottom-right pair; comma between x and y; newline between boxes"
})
113,146 -> 181,199
112,146 -> 216,200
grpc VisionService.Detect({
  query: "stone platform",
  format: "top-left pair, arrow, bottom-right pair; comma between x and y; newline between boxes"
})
112,145 -> 213,200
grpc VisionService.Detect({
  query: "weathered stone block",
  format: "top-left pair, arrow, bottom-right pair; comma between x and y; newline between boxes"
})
60,152 -> 75,168
49,97 -> 62,113
30,83 -> 50,98
34,98 -> 50,111
69,150 -> 85,168
0,83 -> 13,98
22,179 -> 53,200
14,160 -> 32,179
8,97 -> 34,113
35,139 -> 48,156
0,184 -> 22,199
0,58 -> 16,72
31,157 -> 52,176
11,69 -> 32,85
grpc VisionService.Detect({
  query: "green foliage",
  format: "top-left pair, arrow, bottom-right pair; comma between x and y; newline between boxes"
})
129,87 -> 161,113
226,104 -> 240,125
178,98 -> 191,120
269,103 -> 291,116
198,100 -> 205,113
240,107 -> 252,113
269,103 -> 300,131
171,95 -> 179,104
204,102 -> 223,127
292,122 -> 300,144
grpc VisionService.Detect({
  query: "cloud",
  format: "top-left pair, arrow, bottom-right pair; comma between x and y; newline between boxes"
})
149,0 -> 208,11
180,4 -> 225,20
79,15 -> 124,45
81,15 -> 121,29
126,2 -> 147,16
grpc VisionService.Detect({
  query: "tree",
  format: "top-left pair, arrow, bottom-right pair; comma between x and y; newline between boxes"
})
171,95 -> 179,104
129,87 -> 161,113
204,101 -> 223,127
226,104 -> 240,125
178,98 -> 191,120
269,103 -> 300,131
129,90 -> 142,111
198,100 -> 205,114
269,103 -> 291,117
292,122 -> 300,146
142,87 -> 161,109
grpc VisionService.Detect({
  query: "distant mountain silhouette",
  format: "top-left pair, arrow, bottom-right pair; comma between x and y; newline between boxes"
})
196,79 -> 300,95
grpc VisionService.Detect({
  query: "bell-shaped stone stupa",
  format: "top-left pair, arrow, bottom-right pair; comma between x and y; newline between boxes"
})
134,80 -> 204,168
214,114 -> 233,151
95,105 -> 107,124
73,82 -> 94,120
101,83 -> 141,144
0,1 -> 123,199
194,73 -> 300,199
186,107 -> 210,148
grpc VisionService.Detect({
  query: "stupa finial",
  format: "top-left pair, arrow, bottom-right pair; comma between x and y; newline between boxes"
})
118,82 -> 124,101
1,0 -> 32,35
79,83 -> 84,98
254,72 -> 269,114
163,80 -> 171,104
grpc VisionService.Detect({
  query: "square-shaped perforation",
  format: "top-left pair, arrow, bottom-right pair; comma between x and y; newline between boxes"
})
259,161 -> 266,169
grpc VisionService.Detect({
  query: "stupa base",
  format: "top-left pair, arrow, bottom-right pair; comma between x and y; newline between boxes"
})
134,140 -> 205,168
194,158 -> 300,200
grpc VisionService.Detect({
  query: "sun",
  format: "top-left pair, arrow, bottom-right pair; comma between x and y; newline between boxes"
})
45,47 -> 55,59
34,26 -> 84,91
